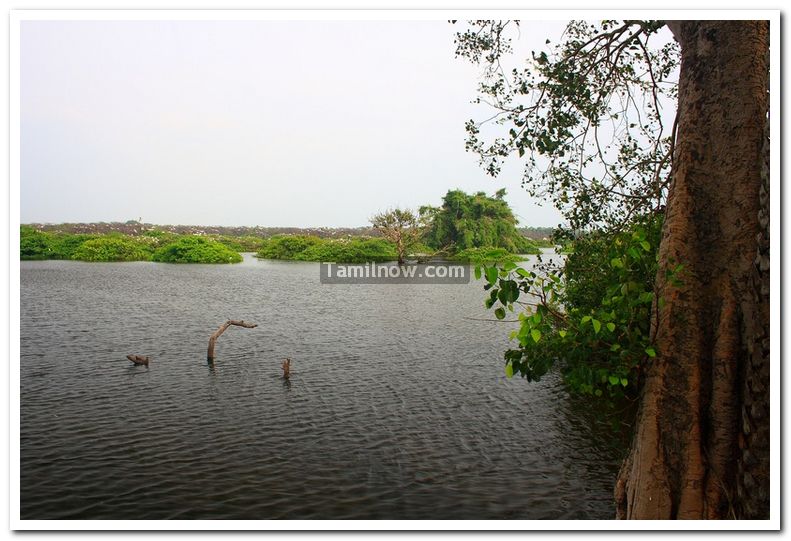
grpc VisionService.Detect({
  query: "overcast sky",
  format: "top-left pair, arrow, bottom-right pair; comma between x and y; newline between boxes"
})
21,19 -> 570,228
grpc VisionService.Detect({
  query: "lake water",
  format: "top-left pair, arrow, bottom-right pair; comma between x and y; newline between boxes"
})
20,252 -> 626,520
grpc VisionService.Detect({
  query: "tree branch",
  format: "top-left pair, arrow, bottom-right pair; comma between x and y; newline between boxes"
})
207,320 -> 258,362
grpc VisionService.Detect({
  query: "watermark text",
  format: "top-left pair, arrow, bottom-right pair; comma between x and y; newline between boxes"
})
320,262 -> 470,284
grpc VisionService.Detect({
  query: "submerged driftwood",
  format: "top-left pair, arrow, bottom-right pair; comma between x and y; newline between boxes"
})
282,358 -> 291,379
126,354 -> 150,366
207,320 -> 258,362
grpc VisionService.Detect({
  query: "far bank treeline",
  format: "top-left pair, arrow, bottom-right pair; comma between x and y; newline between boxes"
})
21,189 -> 553,264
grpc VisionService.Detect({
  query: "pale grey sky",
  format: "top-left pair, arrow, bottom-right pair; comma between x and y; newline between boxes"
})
21,19 -> 570,228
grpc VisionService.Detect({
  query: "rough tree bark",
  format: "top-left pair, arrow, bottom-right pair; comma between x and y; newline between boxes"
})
615,20 -> 770,519
207,320 -> 258,362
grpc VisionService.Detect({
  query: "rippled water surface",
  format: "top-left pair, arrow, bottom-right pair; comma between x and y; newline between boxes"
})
21,253 -> 626,520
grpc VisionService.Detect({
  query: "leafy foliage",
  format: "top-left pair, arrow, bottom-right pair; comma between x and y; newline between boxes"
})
299,238 -> 397,263
21,227 -> 101,260
71,236 -> 154,262
213,235 -> 267,252
152,236 -> 242,264
54,233 -> 104,258
452,20 -> 682,402
455,20 -> 679,230
140,229 -> 181,246
256,236 -> 398,263
370,208 -> 426,264
452,246 -> 533,264
479,215 -> 664,399
20,227 -> 55,260
256,235 -> 322,260
421,189 -> 537,253
21,227 -> 245,264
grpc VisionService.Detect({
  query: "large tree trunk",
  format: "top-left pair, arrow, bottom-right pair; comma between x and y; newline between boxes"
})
615,21 -> 770,519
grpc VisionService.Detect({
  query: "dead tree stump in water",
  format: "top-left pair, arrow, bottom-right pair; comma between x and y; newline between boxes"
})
207,320 -> 258,362
127,354 -> 150,366
282,358 -> 291,379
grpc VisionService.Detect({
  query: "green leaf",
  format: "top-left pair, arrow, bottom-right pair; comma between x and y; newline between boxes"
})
558,330 -> 567,338
494,307 -> 506,320
485,266 -> 499,285
608,375 -> 620,386
502,261 -> 517,272
610,257 -> 623,268
640,240 -> 651,252
581,315 -> 591,324
592,319 -> 601,334
497,288 -> 509,306
531,329 -> 542,343
645,347 -> 656,358
515,267 -> 530,278
474,265 -> 482,280
505,363 -> 514,378
606,322 -> 616,333
620,378 -> 629,387
502,280 -> 519,303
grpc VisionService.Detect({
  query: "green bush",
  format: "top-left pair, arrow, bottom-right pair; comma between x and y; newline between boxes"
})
20,227 -> 54,260
140,229 -> 181,247
256,235 -> 322,260
20,228 -> 250,264
408,241 -> 435,256
298,237 -> 397,263
451,246 -> 526,264
20,227 -> 103,260
71,236 -> 153,262
479,214 -> 666,400
152,236 -> 242,264
214,235 -> 267,252
50,233 -> 102,259
256,236 -> 398,263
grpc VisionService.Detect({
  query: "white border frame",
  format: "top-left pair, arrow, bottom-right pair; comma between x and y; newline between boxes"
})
9,8 -> 782,531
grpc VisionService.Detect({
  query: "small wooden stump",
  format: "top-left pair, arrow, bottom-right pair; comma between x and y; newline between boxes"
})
282,358 -> 291,379
127,354 -> 150,366
207,320 -> 258,362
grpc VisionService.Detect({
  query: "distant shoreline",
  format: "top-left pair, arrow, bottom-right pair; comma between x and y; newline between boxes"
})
21,222 -> 555,241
